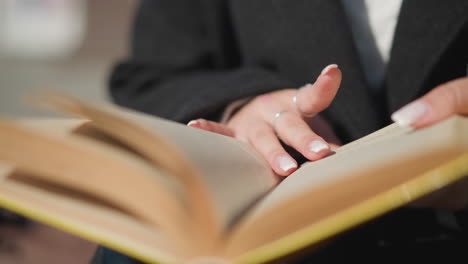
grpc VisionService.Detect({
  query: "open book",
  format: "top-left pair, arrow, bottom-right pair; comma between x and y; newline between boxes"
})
0,94 -> 467,263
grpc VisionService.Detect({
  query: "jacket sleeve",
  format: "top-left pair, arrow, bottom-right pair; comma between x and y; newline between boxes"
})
109,0 -> 294,123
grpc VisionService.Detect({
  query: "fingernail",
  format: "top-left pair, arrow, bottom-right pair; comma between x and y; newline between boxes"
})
309,140 -> 329,153
299,83 -> 313,89
321,64 -> 338,76
277,155 -> 297,172
391,101 -> 428,127
187,120 -> 199,126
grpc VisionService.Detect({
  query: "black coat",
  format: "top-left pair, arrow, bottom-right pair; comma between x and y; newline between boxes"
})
110,0 -> 468,143
104,0 -> 468,262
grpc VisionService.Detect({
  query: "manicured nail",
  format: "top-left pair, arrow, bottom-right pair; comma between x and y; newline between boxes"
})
277,155 -> 297,172
299,83 -> 313,89
187,120 -> 199,126
391,101 -> 428,127
321,64 -> 338,76
309,140 -> 329,153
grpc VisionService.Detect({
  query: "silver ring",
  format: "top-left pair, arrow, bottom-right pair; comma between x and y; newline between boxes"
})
293,87 -> 316,118
271,110 -> 288,127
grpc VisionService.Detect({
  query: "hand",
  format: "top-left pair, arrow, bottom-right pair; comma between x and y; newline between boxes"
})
188,64 -> 342,176
391,77 -> 468,128
391,77 -> 468,210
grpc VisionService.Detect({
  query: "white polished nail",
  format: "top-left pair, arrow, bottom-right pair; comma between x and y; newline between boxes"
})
277,155 -> 297,172
299,83 -> 313,89
321,64 -> 338,76
391,101 -> 428,127
309,140 -> 329,153
187,120 -> 199,126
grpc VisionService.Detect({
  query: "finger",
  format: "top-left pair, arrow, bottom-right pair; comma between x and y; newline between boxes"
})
308,115 -> 342,148
296,64 -> 342,116
247,123 -> 297,176
187,119 -> 235,137
391,77 -> 468,128
274,112 -> 331,160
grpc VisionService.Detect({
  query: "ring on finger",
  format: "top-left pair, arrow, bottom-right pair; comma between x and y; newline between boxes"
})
271,110 -> 289,128
293,87 -> 316,118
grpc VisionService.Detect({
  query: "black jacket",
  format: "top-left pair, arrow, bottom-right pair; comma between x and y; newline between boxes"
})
110,0 -> 468,143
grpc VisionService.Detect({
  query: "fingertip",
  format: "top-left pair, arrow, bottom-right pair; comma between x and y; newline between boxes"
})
274,154 -> 298,176
299,64 -> 341,114
189,118 -> 236,137
391,101 -> 429,128
306,140 -> 331,160
187,118 -> 211,130
320,64 -> 339,76
309,140 -> 329,153
300,142 -> 331,162
187,119 -> 201,127
319,64 -> 341,83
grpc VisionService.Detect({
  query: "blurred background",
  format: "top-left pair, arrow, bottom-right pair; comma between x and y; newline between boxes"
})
0,0 -> 137,116
0,0 -> 138,263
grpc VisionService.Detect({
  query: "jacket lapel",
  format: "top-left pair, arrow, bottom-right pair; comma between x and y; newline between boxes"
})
386,0 -> 468,112
273,0 -> 385,141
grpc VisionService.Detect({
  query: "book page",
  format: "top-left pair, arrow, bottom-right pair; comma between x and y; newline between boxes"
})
124,112 -> 279,228
38,93 -> 279,233
251,121 -> 414,212
224,116 -> 468,258
0,119 -> 191,244
333,122 -> 413,154
0,167 -> 188,263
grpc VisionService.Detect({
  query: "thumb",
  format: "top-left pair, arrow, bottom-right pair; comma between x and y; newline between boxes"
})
296,64 -> 342,116
391,77 -> 468,128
